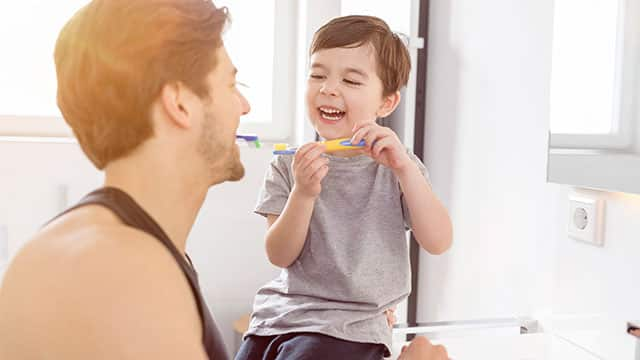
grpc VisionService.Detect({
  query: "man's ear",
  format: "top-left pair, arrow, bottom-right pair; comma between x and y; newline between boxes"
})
376,91 -> 402,118
160,82 -> 192,129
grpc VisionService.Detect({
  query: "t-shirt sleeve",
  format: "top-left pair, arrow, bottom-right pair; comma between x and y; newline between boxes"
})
254,155 -> 292,217
401,150 -> 431,229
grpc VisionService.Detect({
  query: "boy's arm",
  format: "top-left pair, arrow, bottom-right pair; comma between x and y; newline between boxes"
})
264,143 -> 328,268
264,189 -> 316,268
350,122 -> 453,255
396,163 -> 453,254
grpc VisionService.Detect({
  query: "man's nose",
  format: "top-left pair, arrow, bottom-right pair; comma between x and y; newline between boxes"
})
240,92 -> 251,115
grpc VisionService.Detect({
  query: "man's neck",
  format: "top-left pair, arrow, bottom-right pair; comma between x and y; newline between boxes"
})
103,155 -> 209,253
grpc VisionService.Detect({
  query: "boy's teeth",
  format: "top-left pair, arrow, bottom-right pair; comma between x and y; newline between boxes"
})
320,113 -> 343,121
321,113 -> 342,121
318,106 -> 345,121
320,107 -> 344,114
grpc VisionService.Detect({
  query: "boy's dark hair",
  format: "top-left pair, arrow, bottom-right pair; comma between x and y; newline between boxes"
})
310,15 -> 411,96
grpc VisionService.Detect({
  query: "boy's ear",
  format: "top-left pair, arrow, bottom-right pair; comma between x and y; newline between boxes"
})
376,90 -> 402,118
160,82 -> 192,130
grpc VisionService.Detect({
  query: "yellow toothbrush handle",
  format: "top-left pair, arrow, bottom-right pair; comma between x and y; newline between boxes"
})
323,138 -> 365,152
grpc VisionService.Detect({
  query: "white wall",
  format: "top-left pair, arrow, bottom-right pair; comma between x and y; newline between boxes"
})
0,140 -> 280,355
418,0 -> 561,322
549,189 -> 640,358
419,0 -> 640,355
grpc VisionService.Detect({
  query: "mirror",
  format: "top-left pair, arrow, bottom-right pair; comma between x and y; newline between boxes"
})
547,0 -> 640,194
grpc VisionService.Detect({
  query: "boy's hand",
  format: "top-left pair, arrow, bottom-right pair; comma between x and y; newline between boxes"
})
385,307 -> 397,328
291,142 -> 329,199
351,123 -> 412,173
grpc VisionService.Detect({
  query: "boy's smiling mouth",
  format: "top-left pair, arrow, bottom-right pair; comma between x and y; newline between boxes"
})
318,106 -> 346,122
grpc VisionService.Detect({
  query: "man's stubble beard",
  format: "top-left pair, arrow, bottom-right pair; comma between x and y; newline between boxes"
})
198,111 -> 245,186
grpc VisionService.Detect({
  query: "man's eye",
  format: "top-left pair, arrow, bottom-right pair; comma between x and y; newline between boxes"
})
343,79 -> 362,86
309,74 -> 325,80
235,81 -> 249,89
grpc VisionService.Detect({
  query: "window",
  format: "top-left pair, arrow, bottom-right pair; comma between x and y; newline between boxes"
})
217,0 -> 295,140
0,1 -> 296,140
547,0 -> 640,194
549,0 -> 636,149
0,1 -> 88,136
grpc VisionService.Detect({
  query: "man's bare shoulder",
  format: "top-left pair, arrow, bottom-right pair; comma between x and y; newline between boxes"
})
8,205 -> 174,285
0,206 -> 205,359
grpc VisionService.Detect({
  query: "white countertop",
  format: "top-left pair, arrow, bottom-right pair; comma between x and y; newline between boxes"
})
392,333 -> 602,359
392,316 -> 639,359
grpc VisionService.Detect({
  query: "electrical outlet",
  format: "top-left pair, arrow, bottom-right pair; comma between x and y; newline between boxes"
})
568,193 -> 605,246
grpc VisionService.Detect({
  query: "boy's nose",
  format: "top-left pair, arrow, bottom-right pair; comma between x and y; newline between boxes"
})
320,81 -> 340,97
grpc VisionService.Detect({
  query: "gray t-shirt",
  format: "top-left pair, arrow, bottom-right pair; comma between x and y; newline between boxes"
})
247,150 -> 429,356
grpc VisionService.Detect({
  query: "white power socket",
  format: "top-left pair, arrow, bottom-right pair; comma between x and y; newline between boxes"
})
568,192 -> 605,246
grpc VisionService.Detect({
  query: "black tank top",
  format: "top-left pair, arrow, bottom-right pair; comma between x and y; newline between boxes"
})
50,187 -> 229,360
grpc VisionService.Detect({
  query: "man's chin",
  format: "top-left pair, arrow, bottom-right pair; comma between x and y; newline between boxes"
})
227,161 -> 245,182
206,148 -> 245,185
228,144 -> 244,181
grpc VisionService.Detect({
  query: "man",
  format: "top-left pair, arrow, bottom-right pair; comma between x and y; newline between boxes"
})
0,1 -> 447,359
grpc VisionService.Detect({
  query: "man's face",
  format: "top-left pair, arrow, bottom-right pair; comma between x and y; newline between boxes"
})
305,44 -> 386,140
196,46 -> 250,185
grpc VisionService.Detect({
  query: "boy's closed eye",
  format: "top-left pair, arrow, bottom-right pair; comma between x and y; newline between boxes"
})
309,74 -> 325,80
343,78 -> 362,86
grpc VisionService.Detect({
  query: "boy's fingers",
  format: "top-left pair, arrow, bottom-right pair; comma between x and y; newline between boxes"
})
305,157 -> 329,178
295,142 -> 321,161
304,144 -> 326,160
352,120 -> 376,133
311,163 -> 329,182
350,127 -> 369,146
295,143 -> 324,170
372,137 -> 393,157
301,147 -> 326,172
364,130 -> 384,151
351,123 -> 376,144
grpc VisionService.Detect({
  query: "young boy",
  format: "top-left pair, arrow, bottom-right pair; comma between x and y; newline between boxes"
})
236,15 -> 453,359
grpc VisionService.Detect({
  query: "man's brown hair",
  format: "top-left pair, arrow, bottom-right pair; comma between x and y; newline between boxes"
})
55,0 -> 229,169
310,15 -> 411,97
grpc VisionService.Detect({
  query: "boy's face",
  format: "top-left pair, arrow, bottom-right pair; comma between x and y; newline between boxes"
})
305,44 -> 391,140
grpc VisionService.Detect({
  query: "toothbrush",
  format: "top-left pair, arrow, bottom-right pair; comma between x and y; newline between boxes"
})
236,134 -> 262,148
273,138 -> 366,155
